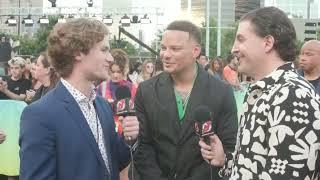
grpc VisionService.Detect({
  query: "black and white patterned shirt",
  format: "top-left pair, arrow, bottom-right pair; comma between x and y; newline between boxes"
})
220,63 -> 320,179
61,79 -> 110,173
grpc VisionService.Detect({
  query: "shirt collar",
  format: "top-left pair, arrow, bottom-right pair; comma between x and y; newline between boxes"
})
248,62 -> 295,92
61,78 -> 97,103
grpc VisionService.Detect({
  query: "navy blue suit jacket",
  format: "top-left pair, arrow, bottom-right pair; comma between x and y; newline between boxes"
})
19,81 -> 131,180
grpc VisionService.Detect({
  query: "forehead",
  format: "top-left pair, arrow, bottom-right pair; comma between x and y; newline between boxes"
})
10,64 -> 21,68
95,35 -> 109,47
162,30 -> 190,44
236,21 -> 258,37
302,42 -> 320,52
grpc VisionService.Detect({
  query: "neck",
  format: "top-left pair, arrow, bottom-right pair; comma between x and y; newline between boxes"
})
253,57 -> 286,81
64,74 -> 93,97
172,63 -> 197,90
41,76 -> 51,87
304,67 -> 320,80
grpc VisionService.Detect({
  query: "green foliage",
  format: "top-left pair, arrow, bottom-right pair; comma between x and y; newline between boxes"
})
18,15 -> 58,56
317,28 -> 320,40
110,35 -> 139,56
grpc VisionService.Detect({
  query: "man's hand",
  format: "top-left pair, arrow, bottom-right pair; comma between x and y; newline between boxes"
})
199,135 -> 225,167
0,129 -> 6,144
120,116 -> 139,141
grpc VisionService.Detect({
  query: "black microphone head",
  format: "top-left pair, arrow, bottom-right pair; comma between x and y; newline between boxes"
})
115,85 -> 131,100
193,105 -> 211,123
193,105 -> 214,138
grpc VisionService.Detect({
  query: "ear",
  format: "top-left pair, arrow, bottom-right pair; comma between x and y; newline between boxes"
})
264,35 -> 275,53
74,50 -> 83,62
193,44 -> 201,59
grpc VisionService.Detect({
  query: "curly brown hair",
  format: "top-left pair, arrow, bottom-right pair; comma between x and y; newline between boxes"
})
110,49 -> 129,75
47,18 -> 109,78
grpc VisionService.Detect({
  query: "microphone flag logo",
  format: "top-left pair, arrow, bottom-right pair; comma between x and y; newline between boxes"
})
202,120 -> 213,136
116,99 -> 126,113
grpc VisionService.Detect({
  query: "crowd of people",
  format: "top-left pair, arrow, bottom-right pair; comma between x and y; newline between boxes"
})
0,6 -> 319,180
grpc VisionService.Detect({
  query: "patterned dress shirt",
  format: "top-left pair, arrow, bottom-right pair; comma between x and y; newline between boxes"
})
220,63 -> 320,180
61,79 -> 111,173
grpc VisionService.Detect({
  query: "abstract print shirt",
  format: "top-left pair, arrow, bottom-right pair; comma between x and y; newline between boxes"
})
220,63 -> 320,180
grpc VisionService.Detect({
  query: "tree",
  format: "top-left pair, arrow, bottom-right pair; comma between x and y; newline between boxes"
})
19,16 -> 58,56
109,35 -> 139,56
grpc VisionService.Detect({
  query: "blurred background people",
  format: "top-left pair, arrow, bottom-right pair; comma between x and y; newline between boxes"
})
298,40 -> 320,94
0,57 -> 31,101
223,53 -> 240,89
136,60 -> 154,84
208,56 -> 223,80
25,52 -> 59,103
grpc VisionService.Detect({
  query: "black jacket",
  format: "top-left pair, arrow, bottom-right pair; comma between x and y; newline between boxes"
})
132,66 -> 238,180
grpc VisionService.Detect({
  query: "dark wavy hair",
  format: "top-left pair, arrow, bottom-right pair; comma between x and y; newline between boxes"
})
240,7 -> 297,61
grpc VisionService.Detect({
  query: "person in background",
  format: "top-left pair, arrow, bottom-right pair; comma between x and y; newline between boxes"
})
0,57 -> 31,101
20,18 -> 139,180
154,59 -> 163,76
25,52 -> 59,103
298,40 -> 320,94
199,7 -> 320,179
208,57 -> 223,80
136,60 -> 154,84
223,53 -> 241,89
0,36 -> 12,74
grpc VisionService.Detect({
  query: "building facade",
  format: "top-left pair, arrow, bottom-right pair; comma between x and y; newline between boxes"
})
0,0 -> 43,35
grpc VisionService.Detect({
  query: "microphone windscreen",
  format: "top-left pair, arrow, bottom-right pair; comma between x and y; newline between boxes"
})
193,105 -> 211,123
115,86 -> 131,100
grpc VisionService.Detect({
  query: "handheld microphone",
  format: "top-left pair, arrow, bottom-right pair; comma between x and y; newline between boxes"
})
193,105 -> 214,145
115,85 -> 137,180
114,86 -> 135,116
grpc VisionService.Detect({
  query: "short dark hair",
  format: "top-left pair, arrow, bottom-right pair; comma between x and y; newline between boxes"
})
240,7 -> 297,62
166,20 -> 201,44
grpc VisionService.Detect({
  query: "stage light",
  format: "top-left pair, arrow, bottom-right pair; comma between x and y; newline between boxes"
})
5,16 -> 17,26
22,15 -> 34,27
139,14 -> 151,24
120,14 -> 131,27
102,15 -> 113,26
38,15 -> 49,25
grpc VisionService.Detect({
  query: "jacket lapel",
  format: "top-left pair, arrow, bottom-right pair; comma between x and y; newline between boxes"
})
156,73 -> 181,132
55,81 -> 109,172
179,67 -> 209,142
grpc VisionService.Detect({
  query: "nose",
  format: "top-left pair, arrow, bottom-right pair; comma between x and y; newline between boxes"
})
106,52 -> 114,63
161,49 -> 171,60
231,41 -> 239,55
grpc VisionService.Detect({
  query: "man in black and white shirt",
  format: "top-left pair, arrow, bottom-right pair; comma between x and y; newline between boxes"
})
199,7 -> 320,180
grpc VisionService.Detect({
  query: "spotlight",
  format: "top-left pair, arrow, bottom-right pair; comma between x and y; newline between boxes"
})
38,15 -> 49,25
102,15 -> 113,26
139,14 -> 151,24
5,16 -> 17,26
87,0 -> 93,7
120,14 -> 131,27
48,0 -> 56,7
22,14 -> 34,27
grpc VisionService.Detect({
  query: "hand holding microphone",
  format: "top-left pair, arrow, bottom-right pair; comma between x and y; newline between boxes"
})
193,106 -> 225,167
115,86 -> 139,143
